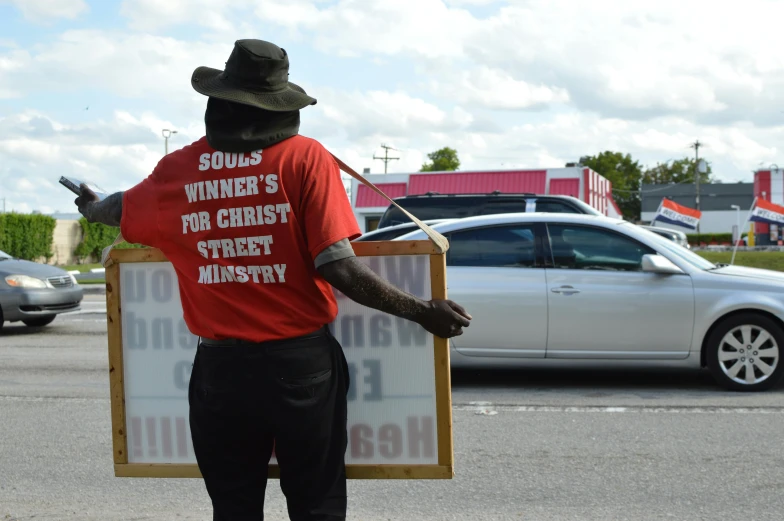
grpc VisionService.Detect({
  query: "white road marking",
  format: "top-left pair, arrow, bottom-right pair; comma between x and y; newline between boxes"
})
456,402 -> 784,414
0,395 -> 107,403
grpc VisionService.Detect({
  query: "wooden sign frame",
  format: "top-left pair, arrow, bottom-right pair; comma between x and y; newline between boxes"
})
105,240 -> 454,479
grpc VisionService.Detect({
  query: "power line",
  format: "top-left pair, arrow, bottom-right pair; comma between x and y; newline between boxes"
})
373,143 -> 400,174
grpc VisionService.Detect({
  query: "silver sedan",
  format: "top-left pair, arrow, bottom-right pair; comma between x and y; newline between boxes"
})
396,213 -> 784,392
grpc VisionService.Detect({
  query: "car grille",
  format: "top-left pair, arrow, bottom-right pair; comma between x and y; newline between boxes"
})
47,276 -> 74,289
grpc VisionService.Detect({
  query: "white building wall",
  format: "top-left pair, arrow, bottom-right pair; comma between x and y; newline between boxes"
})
351,173 -> 410,232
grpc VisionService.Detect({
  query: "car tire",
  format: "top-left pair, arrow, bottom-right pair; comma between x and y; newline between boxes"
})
22,315 -> 56,328
706,313 -> 784,392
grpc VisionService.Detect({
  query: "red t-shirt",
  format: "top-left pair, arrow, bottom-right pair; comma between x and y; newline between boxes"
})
120,135 -> 361,343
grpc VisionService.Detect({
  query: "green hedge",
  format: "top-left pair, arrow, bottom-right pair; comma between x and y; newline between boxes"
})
0,213 -> 56,261
686,233 -> 748,244
74,218 -> 143,261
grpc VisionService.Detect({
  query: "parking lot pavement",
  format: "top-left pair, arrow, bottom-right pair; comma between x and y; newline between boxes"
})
3,318 -> 784,520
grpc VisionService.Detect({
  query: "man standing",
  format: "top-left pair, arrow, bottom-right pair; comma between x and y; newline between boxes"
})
75,39 -> 471,521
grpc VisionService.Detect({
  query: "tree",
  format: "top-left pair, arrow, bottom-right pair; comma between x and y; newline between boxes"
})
642,158 -> 712,185
579,151 -> 643,221
420,147 -> 460,172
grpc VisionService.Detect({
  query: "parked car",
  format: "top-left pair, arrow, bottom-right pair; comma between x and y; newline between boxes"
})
0,249 -> 83,331
396,213 -> 784,391
376,193 -> 604,229
354,219 -> 455,242
640,225 -> 690,249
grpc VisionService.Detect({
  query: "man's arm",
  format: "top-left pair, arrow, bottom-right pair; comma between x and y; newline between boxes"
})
318,256 -> 471,339
75,185 -> 123,227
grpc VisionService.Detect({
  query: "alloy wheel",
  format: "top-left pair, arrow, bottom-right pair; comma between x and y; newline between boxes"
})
718,324 -> 780,386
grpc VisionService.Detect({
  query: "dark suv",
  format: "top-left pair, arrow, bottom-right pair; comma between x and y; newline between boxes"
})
376,192 -> 604,229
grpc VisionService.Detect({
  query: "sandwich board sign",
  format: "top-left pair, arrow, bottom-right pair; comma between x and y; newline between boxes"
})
105,240 -> 454,479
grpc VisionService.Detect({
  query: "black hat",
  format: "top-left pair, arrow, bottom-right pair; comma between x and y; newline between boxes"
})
191,40 -> 317,112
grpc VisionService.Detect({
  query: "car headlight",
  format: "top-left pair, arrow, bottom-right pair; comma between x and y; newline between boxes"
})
5,274 -> 49,288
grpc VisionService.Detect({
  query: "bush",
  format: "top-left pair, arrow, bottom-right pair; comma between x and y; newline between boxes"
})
74,218 -> 143,262
686,233 -> 745,244
0,213 -> 57,261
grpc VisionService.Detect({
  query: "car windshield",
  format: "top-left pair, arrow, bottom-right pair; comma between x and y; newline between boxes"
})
631,225 -> 715,270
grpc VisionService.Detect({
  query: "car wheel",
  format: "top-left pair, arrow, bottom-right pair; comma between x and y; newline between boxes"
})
22,315 -> 56,328
706,313 -> 784,392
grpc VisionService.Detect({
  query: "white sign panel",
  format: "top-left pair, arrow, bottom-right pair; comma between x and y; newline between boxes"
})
119,255 -> 438,466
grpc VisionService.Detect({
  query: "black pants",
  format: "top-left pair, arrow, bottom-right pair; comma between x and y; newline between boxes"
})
188,326 -> 349,521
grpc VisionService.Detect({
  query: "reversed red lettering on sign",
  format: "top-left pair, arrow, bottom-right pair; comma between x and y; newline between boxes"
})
348,417 -> 435,460
378,424 -> 402,459
350,424 -> 374,459
146,417 -> 158,458
131,416 -> 143,458
128,415 -> 191,460
161,417 -> 173,459
176,417 -> 188,458
407,416 -> 435,458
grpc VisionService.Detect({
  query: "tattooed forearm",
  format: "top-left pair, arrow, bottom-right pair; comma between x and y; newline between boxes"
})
82,192 -> 124,227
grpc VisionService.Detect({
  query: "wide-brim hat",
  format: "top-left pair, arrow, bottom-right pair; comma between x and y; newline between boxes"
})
191,39 -> 317,112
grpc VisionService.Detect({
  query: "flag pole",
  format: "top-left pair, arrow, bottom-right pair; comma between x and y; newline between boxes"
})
731,197 -> 757,266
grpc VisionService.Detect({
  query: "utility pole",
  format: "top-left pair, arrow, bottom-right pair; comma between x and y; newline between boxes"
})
690,139 -> 703,233
373,143 -> 399,174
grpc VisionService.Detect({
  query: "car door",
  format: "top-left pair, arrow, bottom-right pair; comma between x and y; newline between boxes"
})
446,224 -> 548,358
544,223 -> 695,359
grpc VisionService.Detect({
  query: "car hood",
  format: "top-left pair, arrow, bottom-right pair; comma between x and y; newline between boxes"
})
710,265 -> 784,284
0,258 -> 70,278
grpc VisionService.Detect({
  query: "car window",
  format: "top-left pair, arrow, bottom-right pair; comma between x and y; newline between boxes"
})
547,224 -> 654,271
447,225 -> 537,268
530,200 -> 580,214
478,200 -> 527,215
632,226 -> 715,270
379,200 -> 481,227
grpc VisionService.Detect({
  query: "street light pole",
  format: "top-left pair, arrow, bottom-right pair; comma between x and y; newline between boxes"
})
162,129 -> 178,155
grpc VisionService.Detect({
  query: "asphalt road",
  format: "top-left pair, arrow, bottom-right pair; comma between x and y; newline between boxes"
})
2,294 -> 784,520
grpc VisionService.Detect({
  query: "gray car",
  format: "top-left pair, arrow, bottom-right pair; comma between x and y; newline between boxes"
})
640,225 -> 690,249
397,213 -> 784,392
0,249 -> 83,330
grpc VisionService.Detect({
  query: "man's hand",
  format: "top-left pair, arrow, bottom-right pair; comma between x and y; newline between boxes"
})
418,299 -> 472,339
318,256 -> 472,340
73,185 -> 124,227
74,184 -> 100,222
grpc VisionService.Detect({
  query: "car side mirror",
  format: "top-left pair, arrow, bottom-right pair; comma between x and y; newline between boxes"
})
641,254 -> 684,275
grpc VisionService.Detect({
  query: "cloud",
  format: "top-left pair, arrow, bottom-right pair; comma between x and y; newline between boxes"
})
252,0 -> 784,125
0,110 -> 192,214
119,0 -> 239,32
0,30 -> 229,106
428,66 -> 569,110
2,0 -> 784,214
1,0 -> 88,23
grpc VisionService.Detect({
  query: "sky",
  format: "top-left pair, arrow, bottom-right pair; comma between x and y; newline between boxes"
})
1,0 -> 783,215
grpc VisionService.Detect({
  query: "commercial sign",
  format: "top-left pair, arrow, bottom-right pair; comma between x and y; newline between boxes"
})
105,241 -> 453,479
